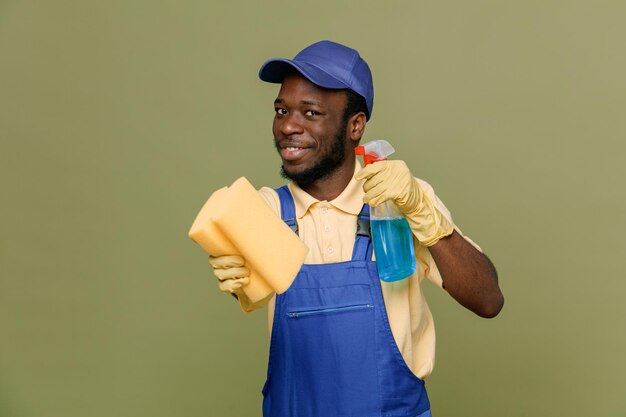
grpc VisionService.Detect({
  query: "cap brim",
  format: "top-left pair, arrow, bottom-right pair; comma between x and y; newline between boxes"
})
258,59 -> 349,90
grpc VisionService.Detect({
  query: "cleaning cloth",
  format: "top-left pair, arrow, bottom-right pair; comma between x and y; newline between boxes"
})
189,177 -> 308,303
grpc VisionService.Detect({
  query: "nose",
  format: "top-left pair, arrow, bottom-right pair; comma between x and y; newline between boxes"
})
276,113 -> 304,137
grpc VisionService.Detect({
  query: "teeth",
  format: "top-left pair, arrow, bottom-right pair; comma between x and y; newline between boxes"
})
286,147 -> 301,151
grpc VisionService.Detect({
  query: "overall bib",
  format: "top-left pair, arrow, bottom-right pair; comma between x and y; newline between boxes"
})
262,186 -> 431,417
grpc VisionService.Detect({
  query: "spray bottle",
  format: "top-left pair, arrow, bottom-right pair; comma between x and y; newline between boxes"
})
355,140 -> 416,282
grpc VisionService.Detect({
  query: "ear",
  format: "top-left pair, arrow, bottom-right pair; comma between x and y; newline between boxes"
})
347,112 -> 367,143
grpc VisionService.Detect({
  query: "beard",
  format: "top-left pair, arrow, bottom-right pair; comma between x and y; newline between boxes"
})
277,125 -> 348,188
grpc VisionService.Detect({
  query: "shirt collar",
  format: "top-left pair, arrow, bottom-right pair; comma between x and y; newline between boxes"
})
288,161 -> 365,218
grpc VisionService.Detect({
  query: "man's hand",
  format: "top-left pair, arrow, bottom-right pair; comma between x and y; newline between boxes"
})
355,160 -> 453,246
208,255 -> 250,294
356,160 -> 420,211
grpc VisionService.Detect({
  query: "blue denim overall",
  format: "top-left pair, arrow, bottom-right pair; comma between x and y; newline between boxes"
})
262,186 -> 431,417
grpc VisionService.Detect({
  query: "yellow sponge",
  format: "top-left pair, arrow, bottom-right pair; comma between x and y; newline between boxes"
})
189,177 -> 307,303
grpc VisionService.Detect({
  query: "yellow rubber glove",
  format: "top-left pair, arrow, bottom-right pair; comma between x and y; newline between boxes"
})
355,160 -> 454,246
208,255 -> 250,294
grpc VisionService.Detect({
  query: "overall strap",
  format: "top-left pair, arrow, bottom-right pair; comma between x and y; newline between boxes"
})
275,185 -> 298,235
352,204 -> 373,261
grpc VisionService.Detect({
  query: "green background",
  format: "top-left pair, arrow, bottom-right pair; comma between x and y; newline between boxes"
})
1,1 -> 625,416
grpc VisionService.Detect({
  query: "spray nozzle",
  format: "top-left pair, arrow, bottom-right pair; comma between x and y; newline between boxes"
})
355,140 -> 396,166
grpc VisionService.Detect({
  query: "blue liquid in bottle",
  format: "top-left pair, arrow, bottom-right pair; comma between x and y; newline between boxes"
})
371,216 -> 416,282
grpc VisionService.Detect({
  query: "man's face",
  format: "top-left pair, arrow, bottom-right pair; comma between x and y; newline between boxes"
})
273,73 -> 350,186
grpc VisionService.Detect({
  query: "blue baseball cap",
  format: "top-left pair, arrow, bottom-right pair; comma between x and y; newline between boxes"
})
258,40 -> 374,120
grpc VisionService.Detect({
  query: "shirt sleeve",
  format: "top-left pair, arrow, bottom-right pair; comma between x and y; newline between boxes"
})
258,187 -> 280,214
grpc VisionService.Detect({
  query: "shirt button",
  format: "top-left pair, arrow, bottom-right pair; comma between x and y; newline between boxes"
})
321,207 -> 328,213
327,246 -> 334,254
324,226 -> 331,232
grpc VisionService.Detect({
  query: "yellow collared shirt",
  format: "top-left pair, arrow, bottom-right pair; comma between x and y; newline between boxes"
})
252,163 -> 479,379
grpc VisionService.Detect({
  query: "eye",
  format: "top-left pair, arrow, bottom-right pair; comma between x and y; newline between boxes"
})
304,110 -> 320,117
275,108 -> 287,116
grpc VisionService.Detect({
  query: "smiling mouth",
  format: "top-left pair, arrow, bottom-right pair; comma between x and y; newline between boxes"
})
279,144 -> 311,162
